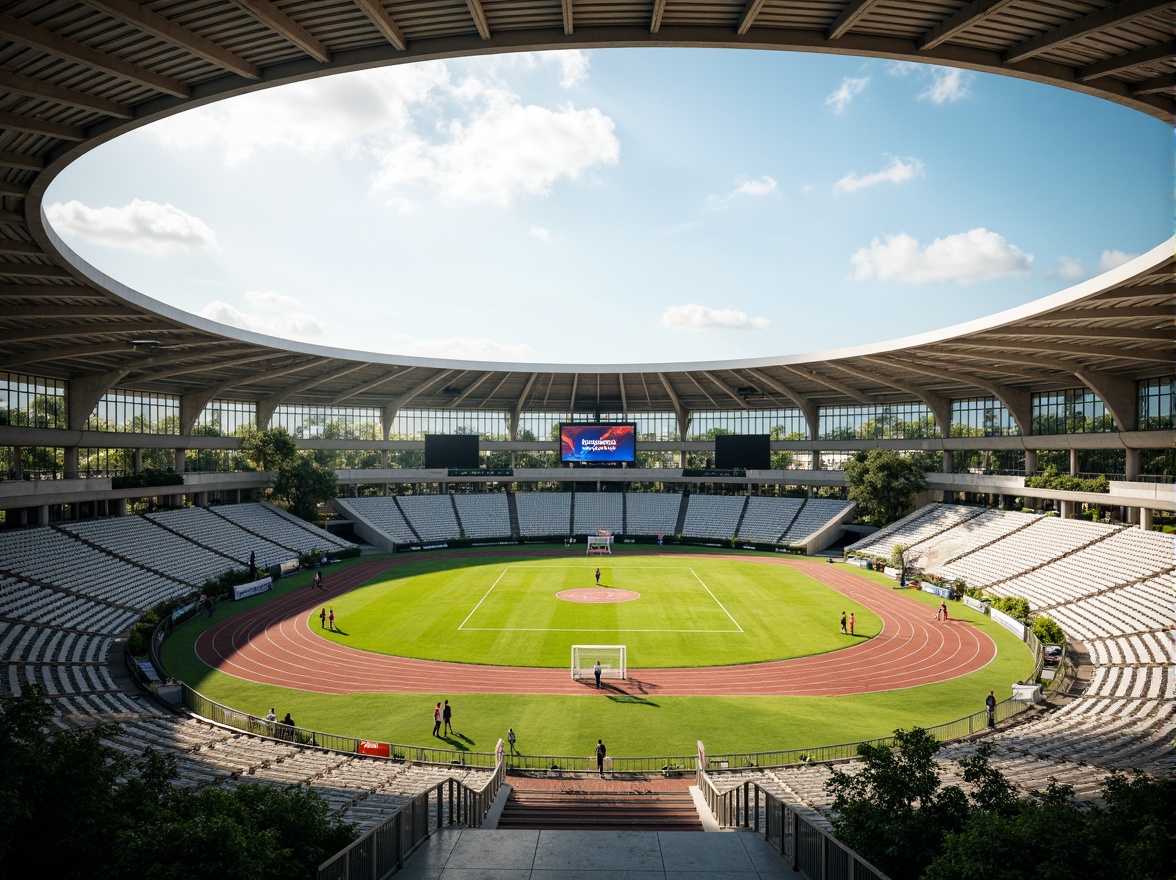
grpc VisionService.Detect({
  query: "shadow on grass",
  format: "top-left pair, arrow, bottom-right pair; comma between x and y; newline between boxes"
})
606,694 -> 659,707
440,734 -> 471,751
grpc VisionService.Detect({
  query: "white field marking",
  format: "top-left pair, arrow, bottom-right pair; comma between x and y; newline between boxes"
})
689,567 -> 744,633
457,568 -> 510,630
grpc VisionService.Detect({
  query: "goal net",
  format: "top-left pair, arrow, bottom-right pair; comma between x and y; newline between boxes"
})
571,645 -> 627,681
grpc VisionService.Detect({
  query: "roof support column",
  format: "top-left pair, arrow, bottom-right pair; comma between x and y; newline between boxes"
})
1074,369 -> 1137,431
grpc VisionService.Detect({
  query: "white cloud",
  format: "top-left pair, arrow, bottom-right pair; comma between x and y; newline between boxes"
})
1049,256 -> 1087,280
660,304 -> 772,333
1097,249 -> 1138,273
45,198 -> 217,255
920,67 -> 972,104
834,155 -> 924,194
529,226 -> 552,243
825,76 -> 869,114
849,228 -> 1033,284
554,51 -> 590,88
200,291 -> 326,337
392,336 -> 538,360
372,93 -> 619,208
707,175 -> 778,209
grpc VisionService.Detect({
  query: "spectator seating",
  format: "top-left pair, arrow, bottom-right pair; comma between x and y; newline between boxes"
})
148,507 -> 296,569
737,497 -> 803,543
572,493 -> 623,535
452,494 -> 510,539
783,499 -> 854,543
845,503 -> 984,560
396,495 -> 462,541
212,503 -> 353,553
515,492 -> 571,536
62,515 -> 238,585
682,495 -> 746,540
335,497 -> 418,545
624,493 -> 681,536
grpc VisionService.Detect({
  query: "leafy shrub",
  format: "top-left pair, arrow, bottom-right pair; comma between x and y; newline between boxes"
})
1025,465 -> 1109,494
111,468 -> 184,490
986,595 -> 1031,624
1031,615 -> 1065,646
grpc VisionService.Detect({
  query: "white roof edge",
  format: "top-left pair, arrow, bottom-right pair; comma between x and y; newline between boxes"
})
42,215 -> 1173,376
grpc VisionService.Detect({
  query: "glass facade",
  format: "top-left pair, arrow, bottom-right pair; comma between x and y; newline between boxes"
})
950,398 -> 1018,436
1031,389 -> 1114,434
1137,377 -> 1174,430
687,409 -> 808,441
390,409 -> 510,440
0,372 -> 66,429
86,389 -> 180,434
273,404 -> 382,439
196,399 -> 256,435
818,403 -> 936,440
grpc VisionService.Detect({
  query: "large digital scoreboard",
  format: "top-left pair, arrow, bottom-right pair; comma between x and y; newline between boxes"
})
559,423 -> 636,464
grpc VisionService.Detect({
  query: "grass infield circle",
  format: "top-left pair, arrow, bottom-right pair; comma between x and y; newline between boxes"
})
556,587 -> 641,603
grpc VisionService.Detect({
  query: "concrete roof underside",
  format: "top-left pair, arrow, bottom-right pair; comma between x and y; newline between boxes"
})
0,0 -> 1172,422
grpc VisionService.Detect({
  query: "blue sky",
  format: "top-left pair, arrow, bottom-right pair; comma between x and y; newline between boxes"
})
46,48 -> 1171,364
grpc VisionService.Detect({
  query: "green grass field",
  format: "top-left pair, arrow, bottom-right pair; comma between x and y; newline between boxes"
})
317,555 -> 879,667
163,549 -> 1036,757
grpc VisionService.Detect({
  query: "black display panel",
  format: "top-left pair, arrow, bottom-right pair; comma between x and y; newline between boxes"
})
714,434 -> 770,470
424,434 -> 480,469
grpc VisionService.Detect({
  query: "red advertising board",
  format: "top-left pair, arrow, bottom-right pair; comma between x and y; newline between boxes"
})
357,740 -> 390,758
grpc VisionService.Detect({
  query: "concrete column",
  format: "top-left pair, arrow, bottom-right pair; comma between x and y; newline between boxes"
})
115,498 -> 127,516
133,448 -> 143,473
64,446 -> 78,479
942,451 -> 952,473
1140,508 -> 1153,530
1126,506 -> 1140,525
812,450 -> 822,471
11,446 -> 20,479
173,448 -> 185,473
1125,448 -> 1140,481
1069,448 -> 1079,476
37,505 -> 49,525
1060,500 -> 1074,518
1025,450 -> 1038,476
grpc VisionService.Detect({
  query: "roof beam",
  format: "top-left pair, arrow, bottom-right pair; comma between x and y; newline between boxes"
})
738,0 -> 769,36
0,152 -> 46,172
352,0 -> 407,51
0,304 -> 138,318
82,0 -> 261,79
656,373 -> 690,435
0,110 -> 85,140
475,371 -> 513,409
1003,0 -> 1173,65
699,372 -> 749,409
828,0 -> 886,40
233,0 -> 331,63
0,236 -> 40,252
569,373 -> 579,411
1079,42 -> 1173,81
131,350 -> 298,382
1132,73 -> 1176,96
919,0 -> 1018,51
0,321 -> 175,345
464,0 -> 491,40
781,365 -> 872,405
0,282 -> 98,296
953,339 -> 1172,362
0,262 -> 72,278
617,373 -> 628,414
1090,283 -> 1175,300
743,368 -> 819,438
835,362 -> 951,437
1054,304 -> 1174,319
450,371 -> 494,406
393,369 -> 457,409
257,362 -> 368,427
1073,368 -> 1138,431
328,367 -> 414,405
0,341 -> 140,370
0,211 -> 24,225
562,0 -> 574,35
0,13 -> 191,98
511,373 -> 539,423
69,368 -> 132,430
0,181 -> 29,198
997,326 -> 1174,341
650,0 -> 668,33
0,71 -> 133,118
683,372 -> 725,410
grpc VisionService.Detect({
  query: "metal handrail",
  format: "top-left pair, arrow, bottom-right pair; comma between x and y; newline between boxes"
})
698,772 -> 893,880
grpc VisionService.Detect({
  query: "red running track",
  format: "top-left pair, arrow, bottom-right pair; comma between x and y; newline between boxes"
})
195,554 -> 996,697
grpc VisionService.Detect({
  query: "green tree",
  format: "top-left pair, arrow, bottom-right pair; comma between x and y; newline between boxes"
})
273,456 -> 338,522
240,426 -> 298,471
844,448 -> 928,525
889,542 -> 914,583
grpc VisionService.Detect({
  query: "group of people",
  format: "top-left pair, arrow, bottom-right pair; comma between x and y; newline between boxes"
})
310,571 -> 327,590
319,607 -> 335,630
936,602 -> 950,621
432,699 -> 454,737
839,611 -> 856,635
263,707 -> 297,739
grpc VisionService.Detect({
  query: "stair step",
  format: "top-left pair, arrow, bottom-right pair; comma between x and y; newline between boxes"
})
498,790 -> 703,832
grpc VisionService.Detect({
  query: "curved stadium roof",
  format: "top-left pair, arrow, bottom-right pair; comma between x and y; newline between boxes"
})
0,0 -> 1172,429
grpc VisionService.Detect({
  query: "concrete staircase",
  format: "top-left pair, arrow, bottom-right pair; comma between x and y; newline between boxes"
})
497,779 -> 704,832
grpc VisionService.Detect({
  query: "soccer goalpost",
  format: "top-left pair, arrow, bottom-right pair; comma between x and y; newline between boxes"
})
585,536 -> 612,555
571,645 -> 627,681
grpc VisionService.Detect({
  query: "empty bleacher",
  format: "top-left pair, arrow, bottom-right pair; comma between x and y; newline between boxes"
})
571,492 -> 623,535
623,493 -> 681,536
335,497 -> 418,545
845,503 -> 984,559
452,494 -> 511,539
737,497 -> 803,543
148,507 -> 297,569
62,515 -> 237,585
682,494 -> 746,540
396,495 -> 462,541
212,503 -> 353,553
515,492 -> 571,536
784,498 -> 854,543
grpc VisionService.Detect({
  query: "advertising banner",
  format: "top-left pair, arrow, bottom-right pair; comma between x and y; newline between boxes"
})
357,740 -> 390,758
990,607 -> 1026,639
560,423 -> 636,463
232,576 -> 273,601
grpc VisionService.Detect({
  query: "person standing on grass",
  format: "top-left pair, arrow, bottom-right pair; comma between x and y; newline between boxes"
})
507,727 -> 517,754
594,660 -> 602,689
443,699 -> 453,735
595,738 -> 607,777
328,608 -> 335,631
849,612 -> 855,635
595,567 -> 601,585
986,690 -> 997,728
319,607 -> 327,629
433,702 -> 442,737
840,611 -> 847,634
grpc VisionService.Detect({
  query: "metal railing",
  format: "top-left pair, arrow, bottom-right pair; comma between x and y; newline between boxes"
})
698,773 -> 892,880
503,751 -> 694,775
317,761 -> 505,880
